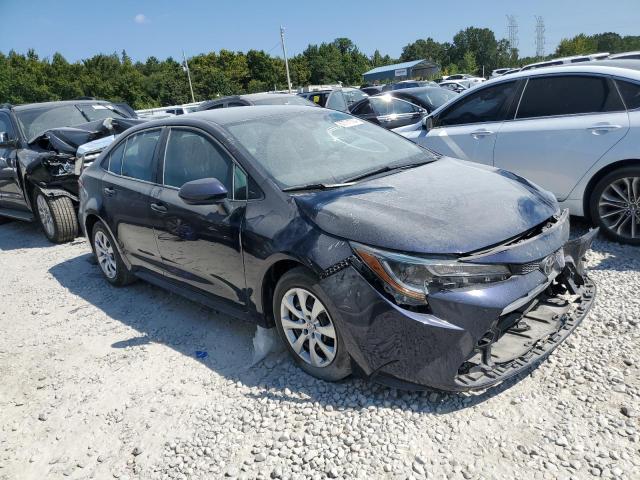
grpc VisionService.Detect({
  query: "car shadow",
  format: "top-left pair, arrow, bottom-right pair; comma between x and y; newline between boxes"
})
48,247 -> 544,415
0,219 -> 61,250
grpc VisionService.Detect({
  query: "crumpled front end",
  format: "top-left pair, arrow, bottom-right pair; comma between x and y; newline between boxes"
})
22,117 -> 144,199
319,211 -> 598,391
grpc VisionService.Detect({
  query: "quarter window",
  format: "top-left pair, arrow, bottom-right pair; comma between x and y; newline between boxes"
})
163,129 -> 233,191
108,141 -> 126,175
616,80 -> 640,110
121,129 -> 161,182
437,81 -> 517,126
516,76 -> 624,119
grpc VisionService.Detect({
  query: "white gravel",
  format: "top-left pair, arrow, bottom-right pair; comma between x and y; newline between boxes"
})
1,219 -> 639,480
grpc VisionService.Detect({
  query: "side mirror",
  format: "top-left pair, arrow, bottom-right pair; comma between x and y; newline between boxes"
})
0,132 -> 17,148
178,178 -> 228,205
422,116 -> 434,131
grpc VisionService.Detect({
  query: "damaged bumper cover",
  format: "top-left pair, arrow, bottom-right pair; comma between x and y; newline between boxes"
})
319,217 -> 598,392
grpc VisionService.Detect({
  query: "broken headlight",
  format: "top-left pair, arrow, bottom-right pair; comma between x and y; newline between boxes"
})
352,243 -> 511,304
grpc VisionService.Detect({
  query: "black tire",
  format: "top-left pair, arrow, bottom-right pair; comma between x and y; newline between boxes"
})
589,166 -> 640,245
273,267 -> 351,382
91,221 -> 136,286
34,191 -> 77,243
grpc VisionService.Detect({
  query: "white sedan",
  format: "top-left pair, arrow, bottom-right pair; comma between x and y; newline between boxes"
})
404,64 -> 640,245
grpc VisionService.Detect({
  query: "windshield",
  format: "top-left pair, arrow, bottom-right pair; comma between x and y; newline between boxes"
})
414,89 -> 457,109
226,110 -> 435,189
16,103 -> 124,141
252,96 -> 315,106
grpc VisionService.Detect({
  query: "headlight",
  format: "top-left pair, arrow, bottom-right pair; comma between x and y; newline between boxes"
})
352,243 -> 511,304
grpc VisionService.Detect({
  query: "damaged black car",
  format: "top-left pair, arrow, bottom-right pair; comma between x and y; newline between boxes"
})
79,106 -> 597,391
0,100 -> 142,242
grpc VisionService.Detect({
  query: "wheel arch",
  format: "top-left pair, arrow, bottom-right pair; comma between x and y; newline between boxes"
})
582,158 -> 640,222
259,257 -> 313,328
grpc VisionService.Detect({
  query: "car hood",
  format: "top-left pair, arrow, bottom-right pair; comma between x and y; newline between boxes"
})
294,158 -> 558,255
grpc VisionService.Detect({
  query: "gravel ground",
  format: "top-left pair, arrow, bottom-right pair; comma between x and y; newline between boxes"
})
0,218 -> 639,480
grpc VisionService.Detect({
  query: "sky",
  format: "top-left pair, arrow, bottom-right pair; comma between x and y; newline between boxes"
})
1,0 -> 639,62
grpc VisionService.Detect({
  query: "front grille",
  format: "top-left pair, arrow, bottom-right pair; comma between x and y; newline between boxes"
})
510,260 -> 541,275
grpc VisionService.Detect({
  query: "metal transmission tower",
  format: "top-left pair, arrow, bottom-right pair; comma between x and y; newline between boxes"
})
506,15 -> 519,51
535,16 -> 546,58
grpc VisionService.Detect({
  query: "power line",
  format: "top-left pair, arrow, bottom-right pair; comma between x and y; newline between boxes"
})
535,16 -> 546,58
506,15 -> 519,50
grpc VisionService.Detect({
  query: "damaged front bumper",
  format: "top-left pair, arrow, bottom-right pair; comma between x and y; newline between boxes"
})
319,223 -> 598,392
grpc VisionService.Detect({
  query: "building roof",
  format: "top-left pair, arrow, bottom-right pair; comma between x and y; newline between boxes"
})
363,59 -> 435,76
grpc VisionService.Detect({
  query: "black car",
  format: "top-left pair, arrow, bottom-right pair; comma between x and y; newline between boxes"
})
196,93 -> 315,111
79,106 -> 597,391
297,88 -> 367,112
382,80 -> 439,91
350,95 -> 427,130
385,86 -> 458,113
360,85 -> 385,96
0,100 -> 139,242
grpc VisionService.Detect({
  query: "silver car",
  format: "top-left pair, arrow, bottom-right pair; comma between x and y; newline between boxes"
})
406,64 -> 640,245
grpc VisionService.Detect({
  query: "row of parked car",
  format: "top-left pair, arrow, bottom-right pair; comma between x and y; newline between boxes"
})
0,55 -> 637,391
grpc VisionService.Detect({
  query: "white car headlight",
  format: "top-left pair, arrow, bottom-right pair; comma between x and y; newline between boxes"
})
352,243 -> 511,304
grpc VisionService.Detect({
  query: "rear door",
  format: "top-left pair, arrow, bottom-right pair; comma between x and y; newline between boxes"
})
101,128 -> 164,273
150,127 -> 248,306
422,80 -> 519,165
494,74 -> 629,200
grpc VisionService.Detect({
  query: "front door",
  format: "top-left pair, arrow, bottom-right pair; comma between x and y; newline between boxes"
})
0,113 -> 28,211
151,127 -> 247,306
421,80 -> 519,166
494,74 -> 630,200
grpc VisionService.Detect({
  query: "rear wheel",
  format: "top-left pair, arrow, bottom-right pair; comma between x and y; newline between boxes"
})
273,267 -> 351,382
34,191 -> 77,243
590,166 -> 640,245
91,222 -> 136,286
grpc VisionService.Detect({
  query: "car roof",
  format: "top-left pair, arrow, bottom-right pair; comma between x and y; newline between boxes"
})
12,99 -> 110,112
390,86 -> 447,95
143,105 -> 329,129
481,64 -> 640,86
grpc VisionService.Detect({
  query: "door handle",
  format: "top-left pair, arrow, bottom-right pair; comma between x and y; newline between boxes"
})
103,187 -> 115,196
150,202 -> 168,213
587,124 -> 622,134
471,129 -> 494,138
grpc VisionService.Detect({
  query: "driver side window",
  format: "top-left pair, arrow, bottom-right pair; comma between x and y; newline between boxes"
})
437,81 -> 517,127
163,128 -> 233,192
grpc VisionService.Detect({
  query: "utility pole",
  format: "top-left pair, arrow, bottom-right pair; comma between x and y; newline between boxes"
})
535,16 -> 546,58
280,26 -> 292,93
182,49 -> 196,103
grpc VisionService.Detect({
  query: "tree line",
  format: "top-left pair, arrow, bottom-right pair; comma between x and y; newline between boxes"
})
1,29 -> 638,109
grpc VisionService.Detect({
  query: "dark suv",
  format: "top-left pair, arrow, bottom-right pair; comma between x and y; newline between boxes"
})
0,100 -> 138,242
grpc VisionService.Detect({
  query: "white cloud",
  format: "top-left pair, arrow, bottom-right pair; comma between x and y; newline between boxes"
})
134,14 -> 149,24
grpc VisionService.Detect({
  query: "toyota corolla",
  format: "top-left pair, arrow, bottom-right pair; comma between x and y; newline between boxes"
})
78,106 -> 597,391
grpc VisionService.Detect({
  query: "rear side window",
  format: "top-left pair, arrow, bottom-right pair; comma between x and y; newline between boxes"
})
437,81 -> 517,126
616,80 -> 640,110
517,76 -> 624,119
121,129 -> 161,182
351,100 -> 374,116
163,129 -> 233,190
108,141 -> 126,175
0,113 -> 14,138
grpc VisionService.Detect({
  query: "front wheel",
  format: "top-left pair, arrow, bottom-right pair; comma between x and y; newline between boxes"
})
273,267 -> 351,382
590,166 -> 640,245
34,191 -> 78,243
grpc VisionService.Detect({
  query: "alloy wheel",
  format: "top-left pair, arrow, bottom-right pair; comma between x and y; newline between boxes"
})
94,231 -> 117,279
598,176 -> 640,240
280,288 -> 337,368
36,194 -> 55,238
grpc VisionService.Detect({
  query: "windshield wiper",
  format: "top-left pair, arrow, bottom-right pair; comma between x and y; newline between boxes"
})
344,160 -> 433,183
282,182 -> 355,193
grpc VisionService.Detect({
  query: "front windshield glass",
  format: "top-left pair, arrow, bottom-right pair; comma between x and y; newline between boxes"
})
16,103 -> 123,141
226,110 -> 435,188
77,104 -> 125,121
252,96 -> 315,106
